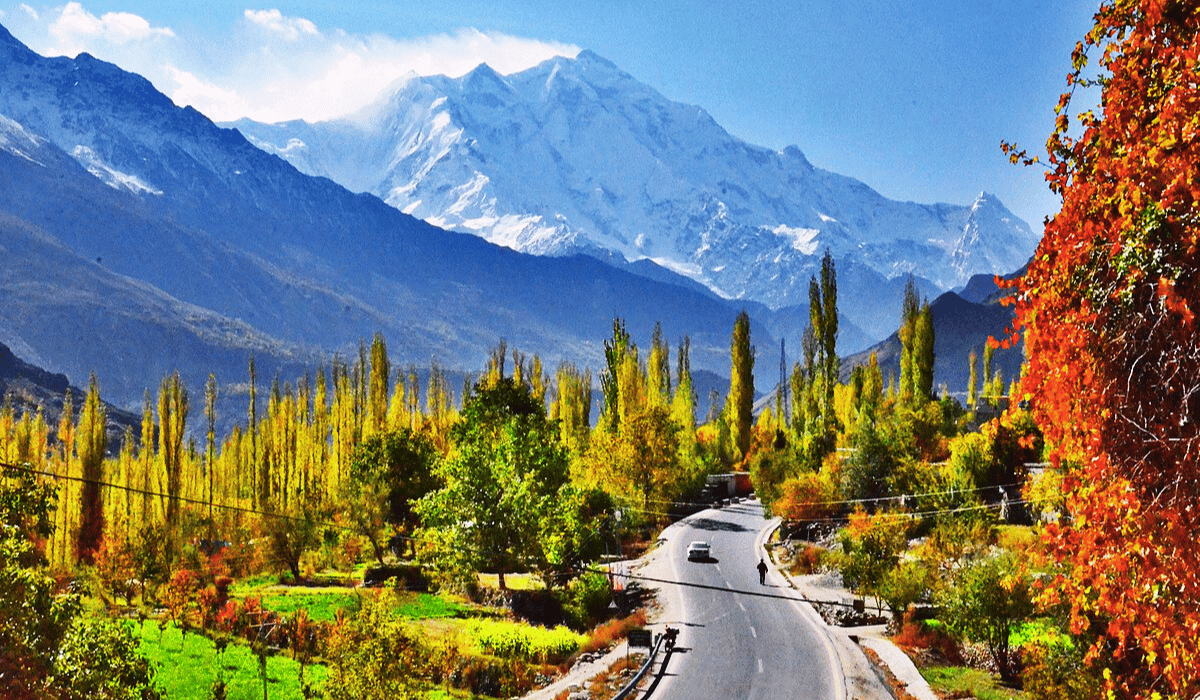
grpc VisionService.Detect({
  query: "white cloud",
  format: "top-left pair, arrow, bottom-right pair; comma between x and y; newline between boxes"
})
4,3 -> 578,124
244,8 -> 319,41
47,2 -> 174,55
20,4 -> 38,20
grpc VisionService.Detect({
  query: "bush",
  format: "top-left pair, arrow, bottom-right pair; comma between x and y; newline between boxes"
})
789,544 -> 827,575
563,570 -> 612,630
1021,637 -> 1101,700
471,620 -> 585,664
48,618 -> 162,699
892,610 -> 962,665
878,559 -> 934,622
834,510 -> 908,596
580,610 -> 646,655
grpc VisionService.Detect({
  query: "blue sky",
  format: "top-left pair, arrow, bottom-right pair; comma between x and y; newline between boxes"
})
1,1 -> 1100,230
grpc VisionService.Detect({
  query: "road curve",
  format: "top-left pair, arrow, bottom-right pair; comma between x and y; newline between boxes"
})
642,499 -> 842,700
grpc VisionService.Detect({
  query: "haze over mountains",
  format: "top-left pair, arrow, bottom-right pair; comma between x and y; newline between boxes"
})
229,50 -> 1039,340
0,23 -> 1030,415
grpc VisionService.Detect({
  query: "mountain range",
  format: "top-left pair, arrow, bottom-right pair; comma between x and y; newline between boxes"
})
0,23 -> 1029,418
228,50 -> 1039,341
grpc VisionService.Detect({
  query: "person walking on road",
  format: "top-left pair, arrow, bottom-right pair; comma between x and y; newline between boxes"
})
757,558 -> 768,585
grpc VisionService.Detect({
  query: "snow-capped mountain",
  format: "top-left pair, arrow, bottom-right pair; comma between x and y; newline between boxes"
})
0,24 -> 773,410
230,50 -> 1039,339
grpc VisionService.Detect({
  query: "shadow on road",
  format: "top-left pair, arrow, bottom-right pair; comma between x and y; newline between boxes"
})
687,517 -> 749,532
640,646 -> 681,699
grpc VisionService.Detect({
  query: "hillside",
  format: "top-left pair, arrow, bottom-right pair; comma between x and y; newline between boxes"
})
0,24 -> 780,411
841,290 -> 1024,396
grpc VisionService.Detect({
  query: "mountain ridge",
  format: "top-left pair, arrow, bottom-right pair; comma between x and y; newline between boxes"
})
0,24 -> 789,413
228,49 -> 1040,340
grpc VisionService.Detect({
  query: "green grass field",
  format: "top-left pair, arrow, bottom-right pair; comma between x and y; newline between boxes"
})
136,621 -> 326,700
921,665 -> 1026,700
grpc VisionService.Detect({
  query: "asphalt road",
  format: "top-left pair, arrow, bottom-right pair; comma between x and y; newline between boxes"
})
644,499 -> 842,700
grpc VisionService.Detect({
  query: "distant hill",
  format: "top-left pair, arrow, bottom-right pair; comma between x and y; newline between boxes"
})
0,24 -> 778,415
0,341 -> 140,454
841,290 -> 1024,397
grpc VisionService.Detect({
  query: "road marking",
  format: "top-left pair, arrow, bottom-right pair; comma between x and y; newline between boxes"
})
758,658 -> 764,673
750,626 -> 757,638
725,581 -> 733,589
738,600 -> 747,612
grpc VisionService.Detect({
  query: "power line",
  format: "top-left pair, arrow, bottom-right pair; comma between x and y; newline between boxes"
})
643,480 -> 1025,511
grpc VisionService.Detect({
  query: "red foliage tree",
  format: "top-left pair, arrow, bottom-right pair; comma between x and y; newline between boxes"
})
1005,1 -> 1200,696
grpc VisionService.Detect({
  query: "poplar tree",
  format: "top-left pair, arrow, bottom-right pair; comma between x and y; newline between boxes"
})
982,343 -> 995,406
726,310 -> 755,461
647,322 -> 671,407
898,277 -> 921,403
670,336 -> 696,435
819,251 -> 839,416
967,350 -> 979,409
157,373 -> 188,544
205,373 -> 217,527
913,301 -> 935,402
75,375 -> 106,564
367,333 -> 390,438
600,319 -> 631,433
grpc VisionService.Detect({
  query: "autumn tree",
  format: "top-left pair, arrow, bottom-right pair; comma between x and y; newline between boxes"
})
1003,2 -> 1200,696
726,310 -> 755,461
157,373 -> 188,543
75,375 -> 106,564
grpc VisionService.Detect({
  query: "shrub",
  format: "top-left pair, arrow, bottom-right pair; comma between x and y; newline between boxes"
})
471,620 -> 585,664
48,618 -> 162,699
789,544 -> 827,575
877,559 -> 934,622
580,610 -> 646,655
563,570 -> 612,630
892,610 -> 962,665
1021,637 -> 1100,700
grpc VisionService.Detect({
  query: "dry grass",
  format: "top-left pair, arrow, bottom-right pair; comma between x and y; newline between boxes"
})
579,610 -> 647,655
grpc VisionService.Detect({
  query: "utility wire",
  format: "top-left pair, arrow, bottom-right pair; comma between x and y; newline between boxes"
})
644,480 -> 1026,510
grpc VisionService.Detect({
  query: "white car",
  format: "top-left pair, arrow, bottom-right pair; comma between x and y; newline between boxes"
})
686,541 -> 711,560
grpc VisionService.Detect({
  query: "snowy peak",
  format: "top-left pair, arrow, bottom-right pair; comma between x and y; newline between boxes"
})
229,49 -> 1039,340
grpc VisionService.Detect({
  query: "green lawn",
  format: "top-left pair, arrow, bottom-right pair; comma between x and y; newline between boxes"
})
136,621 -> 326,700
921,666 -> 1026,700
248,585 -> 470,622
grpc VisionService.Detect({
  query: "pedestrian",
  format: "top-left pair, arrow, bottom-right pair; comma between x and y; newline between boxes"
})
757,558 -> 768,585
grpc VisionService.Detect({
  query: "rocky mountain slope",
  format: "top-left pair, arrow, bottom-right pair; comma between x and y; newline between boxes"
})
0,24 -> 770,411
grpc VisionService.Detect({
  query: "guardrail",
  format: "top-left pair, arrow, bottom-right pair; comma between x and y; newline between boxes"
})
611,632 -> 667,700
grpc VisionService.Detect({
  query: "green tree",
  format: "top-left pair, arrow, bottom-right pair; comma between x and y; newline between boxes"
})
811,251 -> 840,425
599,319 -> 631,434
156,373 -> 188,553
726,310 -> 755,461
367,333 -> 390,438
912,302 -> 935,402
344,429 -> 439,564
897,278 -> 917,403
2,466 -> 160,697
938,551 -> 1034,683
967,350 -> 979,409
263,488 -> 327,583
418,377 -> 569,590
